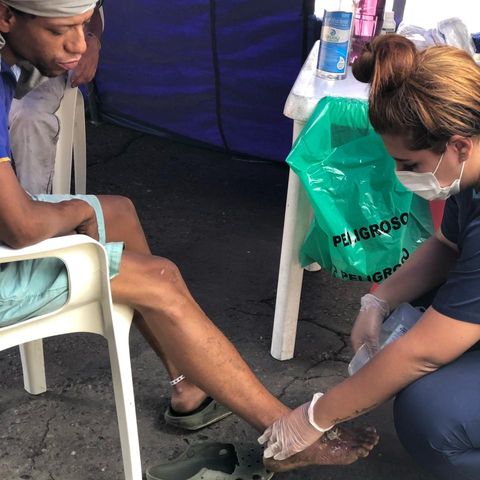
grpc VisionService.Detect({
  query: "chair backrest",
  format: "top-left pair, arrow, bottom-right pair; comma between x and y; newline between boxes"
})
52,82 -> 87,194
53,4 -> 104,191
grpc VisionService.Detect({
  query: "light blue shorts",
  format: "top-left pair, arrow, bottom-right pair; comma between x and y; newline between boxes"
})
0,194 -> 124,327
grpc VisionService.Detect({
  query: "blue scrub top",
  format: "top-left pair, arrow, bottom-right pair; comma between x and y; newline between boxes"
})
434,188 -> 480,324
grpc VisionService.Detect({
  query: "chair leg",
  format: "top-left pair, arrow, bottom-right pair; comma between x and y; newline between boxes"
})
108,305 -> 142,480
73,91 -> 87,195
19,340 -> 47,395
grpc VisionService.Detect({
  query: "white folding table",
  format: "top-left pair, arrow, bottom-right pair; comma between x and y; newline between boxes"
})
271,40 -> 369,360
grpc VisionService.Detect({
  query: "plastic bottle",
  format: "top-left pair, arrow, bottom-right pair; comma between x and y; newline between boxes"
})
349,0 -> 386,64
316,0 -> 356,80
348,303 -> 423,376
380,11 -> 396,35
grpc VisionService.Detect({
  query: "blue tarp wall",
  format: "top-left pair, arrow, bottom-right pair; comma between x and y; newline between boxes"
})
96,1 -> 305,161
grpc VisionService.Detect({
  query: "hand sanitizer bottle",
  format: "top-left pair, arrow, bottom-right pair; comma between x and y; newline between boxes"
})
316,0 -> 356,80
380,11 -> 396,35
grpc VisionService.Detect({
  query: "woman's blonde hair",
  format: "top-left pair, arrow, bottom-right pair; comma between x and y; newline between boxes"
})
352,34 -> 480,153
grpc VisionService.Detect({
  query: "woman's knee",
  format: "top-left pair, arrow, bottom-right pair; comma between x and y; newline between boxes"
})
394,354 -> 480,479
394,383 -> 445,452
394,384 -> 455,479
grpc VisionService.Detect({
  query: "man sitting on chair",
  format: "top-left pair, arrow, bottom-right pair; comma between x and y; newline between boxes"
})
0,0 -> 378,473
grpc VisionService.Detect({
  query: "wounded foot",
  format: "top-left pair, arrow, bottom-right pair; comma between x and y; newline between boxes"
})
264,425 -> 379,473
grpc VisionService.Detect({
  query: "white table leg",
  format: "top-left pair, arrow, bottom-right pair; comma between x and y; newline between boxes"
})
271,121 -> 313,360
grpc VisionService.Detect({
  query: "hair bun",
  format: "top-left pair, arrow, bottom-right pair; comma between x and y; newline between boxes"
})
351,42 -> 375,83
352,34 -> 417,93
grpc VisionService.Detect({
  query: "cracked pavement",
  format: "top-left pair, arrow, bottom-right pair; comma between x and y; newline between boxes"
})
0,123 -> 435,480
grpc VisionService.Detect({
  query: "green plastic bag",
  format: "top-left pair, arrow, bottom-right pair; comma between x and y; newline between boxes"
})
287,97 -> 433,283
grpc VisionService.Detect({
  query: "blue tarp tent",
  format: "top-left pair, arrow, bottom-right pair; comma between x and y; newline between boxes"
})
95,1 -> 306,161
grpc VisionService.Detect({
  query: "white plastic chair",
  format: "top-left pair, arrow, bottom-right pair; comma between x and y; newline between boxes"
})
52,81 -> 87,195
0,235 -> 142,480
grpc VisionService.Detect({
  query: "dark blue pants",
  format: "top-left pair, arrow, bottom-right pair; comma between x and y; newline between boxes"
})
394,350 -> 480,479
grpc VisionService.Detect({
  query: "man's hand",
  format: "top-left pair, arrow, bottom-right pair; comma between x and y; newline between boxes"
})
258,401 -> 324,461
0,164 -> 101,248
351,293 -> 389,354
70,32 -> 101,87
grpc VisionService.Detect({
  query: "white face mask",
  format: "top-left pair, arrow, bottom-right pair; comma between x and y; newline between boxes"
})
395,150 -> 465,201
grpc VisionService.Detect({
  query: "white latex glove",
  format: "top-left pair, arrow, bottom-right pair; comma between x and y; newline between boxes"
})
258,393 -> 333,461
351,293 -> 389,354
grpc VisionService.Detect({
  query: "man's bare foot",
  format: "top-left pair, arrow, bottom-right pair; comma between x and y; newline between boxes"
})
264,425 -> 379,473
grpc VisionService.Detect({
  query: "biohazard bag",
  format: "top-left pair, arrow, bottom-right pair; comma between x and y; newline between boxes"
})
287,96 -> 433,283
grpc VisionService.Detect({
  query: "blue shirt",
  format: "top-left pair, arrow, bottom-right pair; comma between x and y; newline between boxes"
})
433,188 -> 480,324
0,58 -> 16,162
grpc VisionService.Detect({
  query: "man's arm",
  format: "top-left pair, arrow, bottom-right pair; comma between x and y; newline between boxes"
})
0,163 -> 98,248
70,7 -> 103,87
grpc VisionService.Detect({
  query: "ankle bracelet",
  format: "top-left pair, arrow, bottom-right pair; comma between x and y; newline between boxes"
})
170,374 -> 186,386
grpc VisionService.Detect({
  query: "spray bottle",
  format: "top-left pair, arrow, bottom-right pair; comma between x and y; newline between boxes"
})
349,0 -> 386,63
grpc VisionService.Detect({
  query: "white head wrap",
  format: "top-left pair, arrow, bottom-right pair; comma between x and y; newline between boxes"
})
1,0 -> 97,17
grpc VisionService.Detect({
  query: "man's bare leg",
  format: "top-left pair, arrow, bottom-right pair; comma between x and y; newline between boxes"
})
99,195 -> 208,412
110,249 -> 287,430
99,195 -> 379,467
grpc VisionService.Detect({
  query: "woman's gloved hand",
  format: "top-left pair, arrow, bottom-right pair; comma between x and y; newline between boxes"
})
258,393 -> 333,461
351,293 -> 390,354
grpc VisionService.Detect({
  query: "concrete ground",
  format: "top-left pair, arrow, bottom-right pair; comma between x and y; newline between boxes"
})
0,122 -> 436,480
